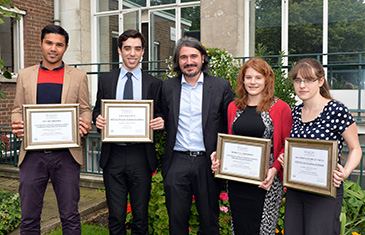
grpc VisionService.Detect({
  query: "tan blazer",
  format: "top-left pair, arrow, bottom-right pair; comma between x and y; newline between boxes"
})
11,64 -> 92,166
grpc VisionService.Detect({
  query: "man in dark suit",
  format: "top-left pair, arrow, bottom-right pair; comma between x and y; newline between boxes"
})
92,29 -> 164,235
161,36 -> 234,234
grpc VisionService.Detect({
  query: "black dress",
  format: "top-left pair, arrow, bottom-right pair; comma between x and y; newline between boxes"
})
228,105 -> 283,235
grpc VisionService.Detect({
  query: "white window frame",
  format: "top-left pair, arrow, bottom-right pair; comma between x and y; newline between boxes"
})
91,0 -> 200,65
90,0 -> 200,102
0,7 -> 25,80
244,0 -> 329,69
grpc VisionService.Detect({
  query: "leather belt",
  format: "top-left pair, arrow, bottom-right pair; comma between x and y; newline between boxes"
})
32,149 -> 68,154
175,151 -> 206,157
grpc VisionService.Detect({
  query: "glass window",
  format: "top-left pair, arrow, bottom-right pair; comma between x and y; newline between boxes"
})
97,15 -> 120,71
254,0 -> 281,59
123,0 -> 146,8
93,0 -> 201,76
149,9 -> 176,77
288,0 -> 323,63
327,0 -> 365,89
150,0 -> 175,6
0,17 -> 13,73
123,10 -> 140,31
96,0 -> 119,12
181,6 -> 200,41
0,16 -> 23,74
328,0 -> 365,54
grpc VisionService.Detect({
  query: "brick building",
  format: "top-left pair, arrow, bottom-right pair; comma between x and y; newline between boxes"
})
0,0 -> 54,127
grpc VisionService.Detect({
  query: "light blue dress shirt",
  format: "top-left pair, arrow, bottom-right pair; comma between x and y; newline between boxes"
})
116,67 -> 142,100
173,73 -> 206,152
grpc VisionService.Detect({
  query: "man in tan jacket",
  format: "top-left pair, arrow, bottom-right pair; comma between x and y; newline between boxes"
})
11,25 -> 92,235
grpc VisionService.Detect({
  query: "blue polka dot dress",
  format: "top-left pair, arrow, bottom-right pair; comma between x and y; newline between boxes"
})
290,100 -> 355,162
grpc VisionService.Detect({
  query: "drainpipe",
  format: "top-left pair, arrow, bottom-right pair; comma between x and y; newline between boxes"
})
53,0 -> 60,25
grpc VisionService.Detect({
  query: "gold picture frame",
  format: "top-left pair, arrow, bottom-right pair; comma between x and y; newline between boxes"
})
23,104 -> 80,150
283,138 -> 338,197
101,99 -> 153,142
215,133 -> 271,185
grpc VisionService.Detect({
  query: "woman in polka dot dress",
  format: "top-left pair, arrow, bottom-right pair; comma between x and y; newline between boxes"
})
278,58 -> 362,235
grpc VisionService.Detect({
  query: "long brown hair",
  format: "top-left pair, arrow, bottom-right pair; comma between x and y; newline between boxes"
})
290,58 -> 332,99
235,58 -> 275,112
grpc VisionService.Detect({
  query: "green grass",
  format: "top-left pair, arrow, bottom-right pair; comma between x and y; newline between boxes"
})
46,224 -> 109,235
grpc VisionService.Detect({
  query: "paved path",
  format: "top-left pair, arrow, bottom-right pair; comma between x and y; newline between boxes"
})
0,164 -> 107,234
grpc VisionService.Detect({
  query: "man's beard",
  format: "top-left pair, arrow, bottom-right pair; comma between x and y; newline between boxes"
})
182,64 -> 202,77
183,70 -> 201,77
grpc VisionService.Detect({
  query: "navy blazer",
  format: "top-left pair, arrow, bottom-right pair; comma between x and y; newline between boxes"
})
92,68 -> 163,171
161,73 -> 234,177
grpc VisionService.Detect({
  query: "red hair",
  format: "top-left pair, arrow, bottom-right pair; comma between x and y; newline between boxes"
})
235,58 -> 275,112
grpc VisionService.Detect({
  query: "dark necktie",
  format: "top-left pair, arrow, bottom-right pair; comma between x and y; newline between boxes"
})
123,72 -> 133,100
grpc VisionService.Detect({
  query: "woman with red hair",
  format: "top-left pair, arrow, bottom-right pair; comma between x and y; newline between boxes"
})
212,58 -> 292,234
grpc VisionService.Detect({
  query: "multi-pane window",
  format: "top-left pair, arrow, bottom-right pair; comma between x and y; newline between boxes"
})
0,13 -> 24,76
93,0 -> 201,77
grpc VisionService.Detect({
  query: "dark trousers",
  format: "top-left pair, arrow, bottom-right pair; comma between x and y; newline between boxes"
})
164,151 -> 220,235
103,144 -> 152,235
228,181 -> 266,235
19,150 -> 81,235
284,185 -> 343,235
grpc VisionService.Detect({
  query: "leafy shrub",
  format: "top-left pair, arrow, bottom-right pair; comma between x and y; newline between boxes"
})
205,46 -> 241,92
340,180 -> 365,235
0,190 -> 21,235
276,188 -> 286,235
124,171 -> 233,234
148,171 -> 169,234
218,192 -> 231,234
272,51 -> 296,109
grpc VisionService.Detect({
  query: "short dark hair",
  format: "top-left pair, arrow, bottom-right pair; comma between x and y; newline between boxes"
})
118,29 -> 146,50
172,36 -> 209,77
41,25 -> 69,45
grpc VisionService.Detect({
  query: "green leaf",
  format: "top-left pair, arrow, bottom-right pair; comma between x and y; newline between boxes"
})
3,70 -> 12,79
3,11 -> 12,17
0,91 -> 7,99
0,0 -> 12,9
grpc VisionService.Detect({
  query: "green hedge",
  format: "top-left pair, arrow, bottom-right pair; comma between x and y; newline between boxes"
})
0,190 -> 21,235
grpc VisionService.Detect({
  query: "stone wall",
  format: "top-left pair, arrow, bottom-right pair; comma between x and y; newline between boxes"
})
200,0 -> 245,57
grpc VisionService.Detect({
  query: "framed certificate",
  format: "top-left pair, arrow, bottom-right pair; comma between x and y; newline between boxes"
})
214,133 -> 271,185
101,99 -> 153,142
23,104 -> 80,150
283,138 -> 338,197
